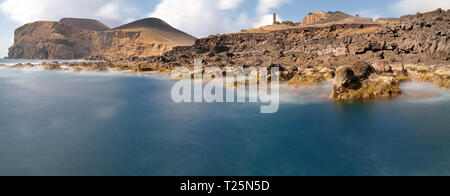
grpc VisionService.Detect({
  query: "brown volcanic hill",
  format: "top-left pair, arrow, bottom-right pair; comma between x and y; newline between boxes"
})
8,18 -> 197,59
115,18 -> 178,31
300,11 -> 374,26
315,11 -> 352,24
243,11 -> 374,34
114,18 -> 197,46
60,18 -> 110,31
300,11 -> 328,25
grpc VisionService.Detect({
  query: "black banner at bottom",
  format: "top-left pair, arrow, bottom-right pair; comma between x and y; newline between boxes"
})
2,176 -> 414,195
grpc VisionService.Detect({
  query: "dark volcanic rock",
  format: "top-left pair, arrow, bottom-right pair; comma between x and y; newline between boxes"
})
333,66 -> 361,90
144,9 -> 449,72
349,61 -> 374,80
331,61 -> 401,100
372,60 -> 392,73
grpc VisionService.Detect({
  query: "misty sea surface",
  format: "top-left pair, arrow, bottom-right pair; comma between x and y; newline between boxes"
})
0,60 -> 450,176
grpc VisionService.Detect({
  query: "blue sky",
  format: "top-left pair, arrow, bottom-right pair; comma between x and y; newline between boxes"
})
0,0 -> 449,58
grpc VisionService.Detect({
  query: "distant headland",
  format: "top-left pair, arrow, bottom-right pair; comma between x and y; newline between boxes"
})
8,17 -> 196,59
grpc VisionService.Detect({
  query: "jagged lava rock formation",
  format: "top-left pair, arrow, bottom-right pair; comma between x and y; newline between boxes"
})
8,18 -> 196,59
330,61 -> 401,100
148,9 -> 448,67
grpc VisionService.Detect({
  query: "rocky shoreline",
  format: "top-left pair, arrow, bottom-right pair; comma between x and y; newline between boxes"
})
1,60 -> 448,101
3,9 -> 449,101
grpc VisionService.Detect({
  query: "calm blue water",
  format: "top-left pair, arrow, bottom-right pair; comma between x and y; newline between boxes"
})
0,66 -> 449,176
0,59 -> 100,66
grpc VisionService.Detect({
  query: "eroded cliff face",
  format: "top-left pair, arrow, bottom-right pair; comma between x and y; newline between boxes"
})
8,18 -> 196,59
9,21 -> 88,59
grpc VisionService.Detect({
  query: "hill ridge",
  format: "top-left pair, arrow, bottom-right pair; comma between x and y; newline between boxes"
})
60,18 -> 110,31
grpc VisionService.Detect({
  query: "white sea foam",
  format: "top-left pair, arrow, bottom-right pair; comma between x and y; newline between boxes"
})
232,80 -> 333,105
277,81 -> 333,104
1,63 -> 448,105
400,80 -> 450,103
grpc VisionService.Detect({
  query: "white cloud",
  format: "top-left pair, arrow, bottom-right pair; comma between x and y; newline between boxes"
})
149,0 -> 290,38
0,0 -> 137,27
94,1 -> 137,26
218,0 -> 244,10
392,0 -> 450,15
252,14 -> 283,28
0,0 -> 291,40
256,0 -> 291,15
149,0 -> 246,37
95,2 -> 121,21
0,37 -> 11,58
